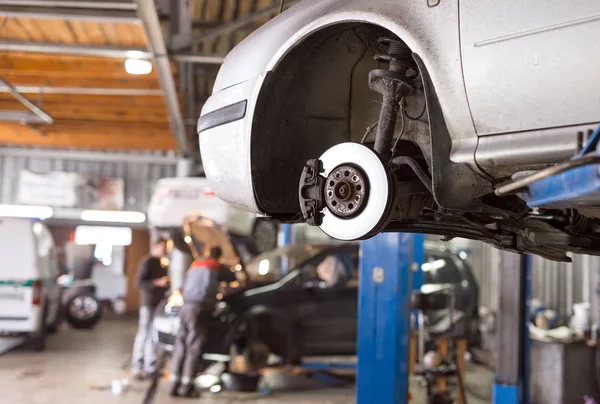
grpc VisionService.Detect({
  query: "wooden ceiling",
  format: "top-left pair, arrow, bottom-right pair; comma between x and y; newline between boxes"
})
0,0 -> 280,153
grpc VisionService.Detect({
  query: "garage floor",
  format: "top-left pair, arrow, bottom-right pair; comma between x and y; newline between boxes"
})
0,318 -> 493,404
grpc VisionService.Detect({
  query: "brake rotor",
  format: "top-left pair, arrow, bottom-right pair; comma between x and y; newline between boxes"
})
318,142 -> 393,240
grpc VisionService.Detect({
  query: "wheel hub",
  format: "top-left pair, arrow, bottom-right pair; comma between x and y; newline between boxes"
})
325,164 -> 368,218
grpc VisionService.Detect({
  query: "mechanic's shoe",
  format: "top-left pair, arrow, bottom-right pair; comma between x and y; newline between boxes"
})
132,371 -> 144,381
179,384 -> 200,398
169,382 -> 181,397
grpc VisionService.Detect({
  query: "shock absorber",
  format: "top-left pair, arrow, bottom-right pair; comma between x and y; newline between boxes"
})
370,37 -> 416,162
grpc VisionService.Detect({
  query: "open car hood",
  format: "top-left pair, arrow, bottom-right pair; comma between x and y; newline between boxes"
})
183,214 -> 241,266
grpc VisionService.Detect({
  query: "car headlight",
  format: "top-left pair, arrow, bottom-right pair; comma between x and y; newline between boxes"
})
213,301 -> 229,317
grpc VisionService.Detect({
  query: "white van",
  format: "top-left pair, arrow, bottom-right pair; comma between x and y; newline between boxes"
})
0,218 -> 61,350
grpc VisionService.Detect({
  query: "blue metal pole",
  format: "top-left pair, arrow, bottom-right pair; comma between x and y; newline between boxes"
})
279,224 -> 293,275
357,232 -> 423,404
280,224 -> 293,247
492,253 -> 531,404
411,233 -> 425,291
522,254 -> 532,404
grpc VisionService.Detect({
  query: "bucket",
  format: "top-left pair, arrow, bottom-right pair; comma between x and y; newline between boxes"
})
572,302 -> 591,334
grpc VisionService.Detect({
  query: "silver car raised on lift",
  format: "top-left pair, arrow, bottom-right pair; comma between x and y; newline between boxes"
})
198,0 -> 600,261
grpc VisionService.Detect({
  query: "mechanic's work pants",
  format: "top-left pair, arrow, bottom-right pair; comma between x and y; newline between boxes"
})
171,305 -> 208,385
132,306 -> 157,374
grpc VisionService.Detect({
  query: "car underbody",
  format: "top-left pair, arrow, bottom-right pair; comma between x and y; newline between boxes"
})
243,24 -> 600,261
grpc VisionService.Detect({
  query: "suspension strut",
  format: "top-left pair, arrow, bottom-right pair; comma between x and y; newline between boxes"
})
369,37 -> 416,162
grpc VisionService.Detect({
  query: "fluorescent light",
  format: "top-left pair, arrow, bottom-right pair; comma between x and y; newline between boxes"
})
80,210 -> 146,223
75,226 -> 132,246
124,58 -> 152,75
0,204 -> 53,219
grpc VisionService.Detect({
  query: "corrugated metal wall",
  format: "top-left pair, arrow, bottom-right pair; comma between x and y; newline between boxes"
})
0,148 -> 178,212
451,238 -> 600,324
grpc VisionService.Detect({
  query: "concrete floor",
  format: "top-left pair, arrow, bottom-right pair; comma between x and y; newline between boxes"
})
0,318 -> 493,403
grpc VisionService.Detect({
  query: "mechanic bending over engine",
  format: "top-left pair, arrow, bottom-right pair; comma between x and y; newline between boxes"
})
170,246 -> 225,398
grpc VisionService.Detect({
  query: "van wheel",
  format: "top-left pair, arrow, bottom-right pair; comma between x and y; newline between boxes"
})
28,304 -> 48,351
65,293 -> 102,329
27,334 -> 46,351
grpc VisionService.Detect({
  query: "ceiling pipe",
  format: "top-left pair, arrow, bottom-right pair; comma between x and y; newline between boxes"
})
134,0 -> 188,155
0,39 -> 225,64
0,1 -> 136,10
0,86 -> 163,96
0,77 -> 53,124
0,5 -> 140,23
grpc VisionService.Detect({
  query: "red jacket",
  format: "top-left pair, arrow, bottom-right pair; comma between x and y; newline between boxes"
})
189,258 -> 221,272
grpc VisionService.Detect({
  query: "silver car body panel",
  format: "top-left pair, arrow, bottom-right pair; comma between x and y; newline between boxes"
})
200,0 -> 475,212
461,0 -> 600,135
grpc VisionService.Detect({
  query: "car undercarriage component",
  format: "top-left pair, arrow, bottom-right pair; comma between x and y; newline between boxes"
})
324,164 -> 368,219
292,29 -> 600,261
300,143 -> 392,240
369,37 -> 416,162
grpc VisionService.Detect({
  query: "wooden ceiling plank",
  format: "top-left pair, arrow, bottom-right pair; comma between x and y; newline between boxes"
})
100,20 -> 121,45
205,0 -> 222,22
0,103 -> 168,124
46,20 -> 76,43
0,54 -> 159,78
67,20 -> 95,44
9,17 -> 36,41
78,21 -> 107,45
238,0 -> 253,18
0,93 -> 169,107
0,72 -> 160,90
0,131 -> 177,151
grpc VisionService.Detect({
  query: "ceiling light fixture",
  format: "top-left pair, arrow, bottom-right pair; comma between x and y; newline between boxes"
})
80,210 -> 146,224
0,204 -> 53,219
124,58 -> 153,75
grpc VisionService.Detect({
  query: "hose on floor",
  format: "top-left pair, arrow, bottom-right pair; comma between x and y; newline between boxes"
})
142,350 -> 168,404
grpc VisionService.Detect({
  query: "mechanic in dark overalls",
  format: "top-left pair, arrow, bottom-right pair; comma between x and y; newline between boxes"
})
169,246 -> 222,397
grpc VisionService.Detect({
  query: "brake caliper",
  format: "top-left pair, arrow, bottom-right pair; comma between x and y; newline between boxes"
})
298,159 -> 326,226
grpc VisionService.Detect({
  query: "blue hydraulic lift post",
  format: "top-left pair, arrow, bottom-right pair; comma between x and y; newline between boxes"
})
357,232 -> 424,404
279,224 -> 293,275
492,252 -> 531,404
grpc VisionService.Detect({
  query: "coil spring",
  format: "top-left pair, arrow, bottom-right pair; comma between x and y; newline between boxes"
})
374,37 -> 418,82
374,37 -> 412,69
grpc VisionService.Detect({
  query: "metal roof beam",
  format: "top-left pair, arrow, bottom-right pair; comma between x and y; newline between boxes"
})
0,39 -> 225,64
0,85 -> 163,96
135,0 -> 188,156
0,39 -> 149,59
190,4 -> 280,47
0,111 -> 49,124
0,1 -> 136,10
0,5 -> 140,23
0,77 -> 53,124
0,146 -> 181,164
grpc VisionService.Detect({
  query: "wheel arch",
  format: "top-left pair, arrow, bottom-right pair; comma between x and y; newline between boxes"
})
249,19 -> 451,218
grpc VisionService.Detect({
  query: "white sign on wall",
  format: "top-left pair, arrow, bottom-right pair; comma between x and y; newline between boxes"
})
17,170 -> 81,207
16,170 -> 125,209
